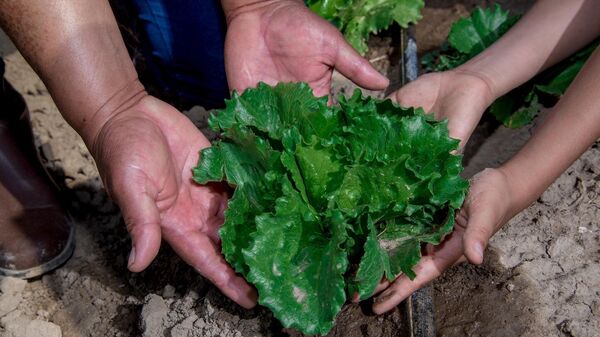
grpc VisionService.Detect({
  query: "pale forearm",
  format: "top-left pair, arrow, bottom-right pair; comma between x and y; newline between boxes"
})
0,1 -> 143,146
499,46 -> 600,215
458,0 -> 600,99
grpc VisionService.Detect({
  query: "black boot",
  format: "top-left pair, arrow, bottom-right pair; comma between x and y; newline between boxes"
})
0,74 -> 74,279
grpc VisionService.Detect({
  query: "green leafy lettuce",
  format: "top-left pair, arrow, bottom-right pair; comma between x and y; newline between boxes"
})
421,4 -> 519,73
193,82 -> 468,335
307,0 -> 424,55
422,4 -> 598,128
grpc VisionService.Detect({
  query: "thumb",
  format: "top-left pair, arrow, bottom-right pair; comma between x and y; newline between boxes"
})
112,177 -> 163,272
461,204 -> 497,265
388,72 -> 441,110
334,37 -> 389,90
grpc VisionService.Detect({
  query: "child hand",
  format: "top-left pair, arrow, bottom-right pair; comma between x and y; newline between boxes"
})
389,70 -> 495,147
372,168 -> 514,314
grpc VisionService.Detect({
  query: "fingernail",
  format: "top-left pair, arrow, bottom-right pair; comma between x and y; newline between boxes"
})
375,289 -> 395,304
128,246 -> 136,268
239,288 -> 258,309
474,242 -> 484,260
232,278 -> 258,308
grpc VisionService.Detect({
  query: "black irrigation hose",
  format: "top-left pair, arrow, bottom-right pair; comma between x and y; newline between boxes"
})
399,26 -> 437,337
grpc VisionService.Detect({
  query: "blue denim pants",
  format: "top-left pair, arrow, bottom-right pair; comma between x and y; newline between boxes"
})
131,0 -> 229,109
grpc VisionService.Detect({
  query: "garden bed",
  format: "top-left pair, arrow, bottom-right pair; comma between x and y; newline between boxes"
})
1,1 -> 599,337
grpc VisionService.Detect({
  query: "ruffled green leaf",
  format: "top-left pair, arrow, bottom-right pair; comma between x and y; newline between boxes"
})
294,141 -> 343,209
308,0 -> 424,54
351,220 -> 392,300
243,178 -> 348,335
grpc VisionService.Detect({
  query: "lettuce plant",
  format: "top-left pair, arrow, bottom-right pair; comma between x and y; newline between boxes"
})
421,4 -> 519,73
193,82 -> 468,335
307,0 -> 424,55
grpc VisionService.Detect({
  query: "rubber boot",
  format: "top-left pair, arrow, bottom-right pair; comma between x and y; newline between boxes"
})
0,79 -> 74,279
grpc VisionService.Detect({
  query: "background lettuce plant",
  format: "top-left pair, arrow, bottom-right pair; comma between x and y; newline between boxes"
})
193,82 -> 468,335
307,0 -> 424,54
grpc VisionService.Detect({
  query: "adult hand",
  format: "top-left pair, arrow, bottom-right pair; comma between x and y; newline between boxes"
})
91,94 -> 257,309
371,168 -> 515,314
222,0 -> 389,96
389,70 -> 496,147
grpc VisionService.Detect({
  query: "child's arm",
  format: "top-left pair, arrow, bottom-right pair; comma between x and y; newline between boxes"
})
500,47 -> 600,218
373,48 -> 600,314
392,0 -> 600,146
373,0 -> 600,314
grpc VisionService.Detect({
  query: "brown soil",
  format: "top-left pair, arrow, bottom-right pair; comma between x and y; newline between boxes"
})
1,1 -> 599,337
436,117 -> 600,337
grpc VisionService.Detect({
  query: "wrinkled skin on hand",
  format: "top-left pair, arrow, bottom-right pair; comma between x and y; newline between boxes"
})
86,0 -> 387,311
91,95 -> 257,309
371,168 -> 515,314
390,70 -> 495,147
223,0 -> 389,96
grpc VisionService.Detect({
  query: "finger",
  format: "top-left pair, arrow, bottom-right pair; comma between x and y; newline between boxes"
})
462,202 -> 498,266
117,187 -> 163,273
392,85 -> 421,108
446,110 -> 480,149
351,278 -> 390,303
454,255 -> 468,266
372,238 -> 463,314
164,230 -> 258,309
373,279 -> 391,296
390,73 -> 440,110
334,37 -> 389,90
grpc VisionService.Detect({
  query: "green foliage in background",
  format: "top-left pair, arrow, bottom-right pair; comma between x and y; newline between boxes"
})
422,4 -> 598,128
307,0 -> 424,54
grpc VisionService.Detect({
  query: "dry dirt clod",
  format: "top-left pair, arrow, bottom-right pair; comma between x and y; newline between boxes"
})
0,277 -> 27,295
169,313 -> 198,337
3,317 -> 62,337
163,284 -> 177,299
0,293 -> 22,318
505,283 -> 515,292
0,278 -> 26,318
140,294 -> 169,337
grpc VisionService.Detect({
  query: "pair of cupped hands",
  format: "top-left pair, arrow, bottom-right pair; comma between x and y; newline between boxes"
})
92,1 -> 514,313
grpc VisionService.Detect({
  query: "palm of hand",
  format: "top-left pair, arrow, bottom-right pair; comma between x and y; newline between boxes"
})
391,71 -> 494,146
224,1 -> 388,96
225,3 -> 331,95
93,96 -> 256,308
